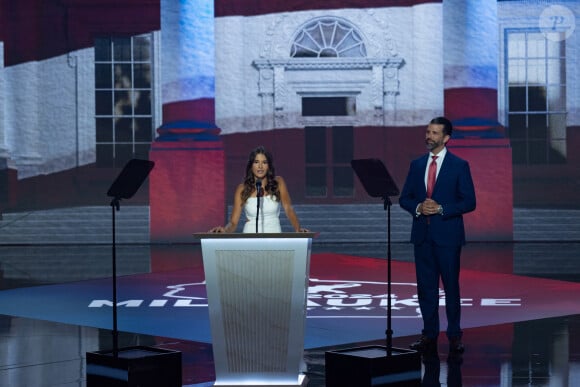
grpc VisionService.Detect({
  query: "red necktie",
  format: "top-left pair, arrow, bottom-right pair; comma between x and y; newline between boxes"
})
426,155 -> 438,198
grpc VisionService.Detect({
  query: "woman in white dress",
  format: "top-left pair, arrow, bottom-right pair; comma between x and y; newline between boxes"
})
209,146 -> 309,234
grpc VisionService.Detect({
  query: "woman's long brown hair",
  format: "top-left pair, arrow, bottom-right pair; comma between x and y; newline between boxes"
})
240,146 -> 280,203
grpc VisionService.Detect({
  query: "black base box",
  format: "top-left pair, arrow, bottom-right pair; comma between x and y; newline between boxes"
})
86,346 -> 182,387
325,345 -> 422,387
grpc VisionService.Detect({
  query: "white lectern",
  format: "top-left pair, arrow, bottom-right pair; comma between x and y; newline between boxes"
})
195,233 -> 315,387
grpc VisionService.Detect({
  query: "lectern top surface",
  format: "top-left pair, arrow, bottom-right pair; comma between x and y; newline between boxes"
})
193,232 -> 317,240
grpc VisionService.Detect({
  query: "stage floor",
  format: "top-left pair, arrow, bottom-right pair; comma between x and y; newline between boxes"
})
1,241 -> 580,386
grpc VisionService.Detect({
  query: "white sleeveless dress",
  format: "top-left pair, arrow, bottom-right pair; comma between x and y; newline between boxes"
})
242,195 -> 282,233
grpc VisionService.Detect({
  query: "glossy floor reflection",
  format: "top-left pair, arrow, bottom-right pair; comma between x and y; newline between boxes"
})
1,242 -> 579,386
305,314 -> 580,386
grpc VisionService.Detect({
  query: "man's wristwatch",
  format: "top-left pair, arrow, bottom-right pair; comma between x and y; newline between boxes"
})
437,205 -> 443,215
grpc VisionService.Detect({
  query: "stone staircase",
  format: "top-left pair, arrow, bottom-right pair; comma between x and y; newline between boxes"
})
0,204 -> 579,245
513,208 -> 580,241
0,206 -> 149,245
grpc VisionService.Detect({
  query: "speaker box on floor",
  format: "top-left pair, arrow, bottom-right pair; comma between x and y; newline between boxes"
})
325,345 -> 421,387
86,346 -> 182,387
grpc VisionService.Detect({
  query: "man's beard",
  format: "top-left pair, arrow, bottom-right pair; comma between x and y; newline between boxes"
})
425,140 -> 440,151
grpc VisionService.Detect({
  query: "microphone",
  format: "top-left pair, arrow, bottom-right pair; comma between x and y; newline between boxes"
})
255,179 -> 262,233
255,179 -> 262,196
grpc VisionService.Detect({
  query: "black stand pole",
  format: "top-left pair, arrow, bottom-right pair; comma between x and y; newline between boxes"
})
111,197 -> 120,356
86,158 -> 183,386
350,158 -> 400,354
384,195 -> 393,354
256,181 -> 261,233
105,159 -> 154,357
256,195 -> 260,233
324,158 -> 421,387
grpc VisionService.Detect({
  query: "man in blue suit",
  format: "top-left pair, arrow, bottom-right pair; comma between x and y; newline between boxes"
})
399,116 -> 476,355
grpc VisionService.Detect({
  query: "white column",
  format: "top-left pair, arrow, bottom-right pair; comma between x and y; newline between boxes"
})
0,42 -> 11,167
443,0 -> 498,91
443,0 -> 498,121
160,0 -> 215,106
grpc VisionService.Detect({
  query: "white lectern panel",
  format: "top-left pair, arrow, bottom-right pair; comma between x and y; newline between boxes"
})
198,234 -> 313,387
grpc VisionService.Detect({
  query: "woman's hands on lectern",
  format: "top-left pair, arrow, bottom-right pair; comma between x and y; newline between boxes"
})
209,224 -> 310,233
209,222 -> 234,233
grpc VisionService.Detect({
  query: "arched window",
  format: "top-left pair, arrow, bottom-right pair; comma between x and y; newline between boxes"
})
291,18 -> 366,58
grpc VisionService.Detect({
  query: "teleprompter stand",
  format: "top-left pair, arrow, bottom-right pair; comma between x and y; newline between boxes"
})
86,159 -> 182,387
325,158 -> 421,387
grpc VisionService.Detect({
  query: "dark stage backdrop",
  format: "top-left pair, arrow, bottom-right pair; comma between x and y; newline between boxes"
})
0,0 -> 579,244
